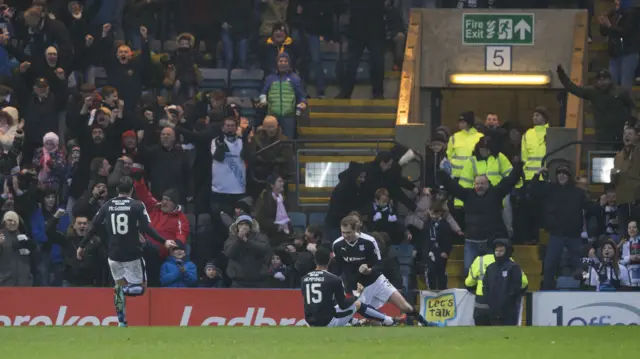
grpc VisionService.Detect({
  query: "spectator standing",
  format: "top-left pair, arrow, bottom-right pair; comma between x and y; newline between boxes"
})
587,238 -> 630,291
223,215 -> 272,288
220,0 -> 252,70
198,261 -> 223,288
268,253 -> 290,288
362,188 -> 407,245
532,164 -> 599,290
0,211 -> 36,286
447,112 -> 484,180
160,241 -> 198,288
249,115 -> 293,189
482,239 -> 528,326
255,175 -> 293,247
20,78 -> 67,164
45,213 -> 102,287
361,151 -> 418,212
298,0 -> 341,98
419,203 -> 454,290
438,159 -> 522,275
261,22 -> 296,74
598,1 -> 640,91
557,66 -> 635,145
31,190 -> 69,286
620,221 -> 640,286
424,131 -> 449,188
141,127 -> 192,205
260,0 -> 289,39
337,0 -> 386,99
99,24 -> 151,111
259,52 -> 307,139
33,132 -> 66,190
325,162 -> 368,241
612,126 -> 640,236
133,177 -> 189,260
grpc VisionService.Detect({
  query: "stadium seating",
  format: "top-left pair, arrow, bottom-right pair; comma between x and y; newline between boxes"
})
230,69 -> 264,98
289,212 -> 307,233
308,212 -> 326,226
200,68 -> 228,92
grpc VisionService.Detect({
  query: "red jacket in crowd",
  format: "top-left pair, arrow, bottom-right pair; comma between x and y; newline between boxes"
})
134,179 -> 189,259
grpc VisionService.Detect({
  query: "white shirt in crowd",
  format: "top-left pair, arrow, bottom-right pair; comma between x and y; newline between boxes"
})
620,237 -> 640,286
210,137 -> 246,195
587,264 -> 631,291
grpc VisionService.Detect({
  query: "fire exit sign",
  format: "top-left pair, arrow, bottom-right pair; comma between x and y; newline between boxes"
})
462,13 -> 535,46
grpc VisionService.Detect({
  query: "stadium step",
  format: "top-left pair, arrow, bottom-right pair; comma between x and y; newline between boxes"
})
298,126 -> 395,138
449,244 -> 540,262
308,98 -> 398,113
307,112 -> 396,128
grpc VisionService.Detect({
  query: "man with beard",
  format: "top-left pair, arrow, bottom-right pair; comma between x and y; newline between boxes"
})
99,23 -> 151,111
557,66 -> 635,145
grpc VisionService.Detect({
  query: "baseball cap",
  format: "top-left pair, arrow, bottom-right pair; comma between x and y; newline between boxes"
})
34,77 -> 49,88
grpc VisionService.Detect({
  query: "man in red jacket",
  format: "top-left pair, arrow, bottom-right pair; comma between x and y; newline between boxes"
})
133,178 -> 190,259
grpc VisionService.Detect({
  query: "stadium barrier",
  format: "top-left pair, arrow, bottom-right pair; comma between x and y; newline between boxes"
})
529,292 -> 640,326
0,288 -> 401,327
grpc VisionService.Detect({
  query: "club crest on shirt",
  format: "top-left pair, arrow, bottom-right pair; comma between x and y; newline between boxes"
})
359,245 -> 364,251
128,69 -> 134,76
502,270 -> 508,278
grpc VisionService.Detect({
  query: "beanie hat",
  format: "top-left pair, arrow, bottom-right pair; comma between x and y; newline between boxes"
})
431,131 -> 448,144
3,211 -> 19,223
533,106 -> 549,121
43,132 -> 59,146
205,262 -> 219,272
162,189 -> 180,205
235,214 -> 253,227
459,111 -> 475,127
2,106 -> 18,123
277,52 -> 290,62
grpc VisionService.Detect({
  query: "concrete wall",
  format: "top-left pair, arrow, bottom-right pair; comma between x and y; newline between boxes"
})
419,9 -> 583,89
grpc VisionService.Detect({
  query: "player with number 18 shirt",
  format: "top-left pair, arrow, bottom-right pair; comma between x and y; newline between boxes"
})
77,176 -> 175,327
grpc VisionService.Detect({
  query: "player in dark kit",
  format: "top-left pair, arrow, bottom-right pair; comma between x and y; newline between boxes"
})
301,246 -> 396,327
77,176 -> 176,327
332,215 -> 440,326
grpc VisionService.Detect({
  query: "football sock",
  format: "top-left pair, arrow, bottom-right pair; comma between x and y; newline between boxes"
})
114,285 -> 126,324
409,310 -> 430,326
122,284 -> 145,296
358,303 -> 394,325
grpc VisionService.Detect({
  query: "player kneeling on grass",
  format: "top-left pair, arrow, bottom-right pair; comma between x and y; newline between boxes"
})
77,176 -> 176,327
333,215 -> 440,326
302,246 -> 397,327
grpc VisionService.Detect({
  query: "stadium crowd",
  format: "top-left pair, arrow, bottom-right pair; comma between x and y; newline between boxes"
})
0,0 -> 637,299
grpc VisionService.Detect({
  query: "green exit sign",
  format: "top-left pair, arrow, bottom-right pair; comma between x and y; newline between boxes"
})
462,13 -> 535,45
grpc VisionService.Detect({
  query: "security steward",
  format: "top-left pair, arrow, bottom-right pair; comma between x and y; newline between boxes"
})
483,238 -> 528,326
465,239 -> 528,326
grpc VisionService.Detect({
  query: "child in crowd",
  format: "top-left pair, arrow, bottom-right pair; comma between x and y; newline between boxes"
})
620,221 -> 640,287
198,262 -> 223,288
268,254 -> 289,288
159,241 -> 198,288
586,238 -> 630,291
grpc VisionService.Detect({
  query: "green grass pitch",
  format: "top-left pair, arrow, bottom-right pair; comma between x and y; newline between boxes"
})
0,327 -> 636,359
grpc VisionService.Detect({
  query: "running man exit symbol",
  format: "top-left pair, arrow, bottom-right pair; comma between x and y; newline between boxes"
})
498,19 -> 512,40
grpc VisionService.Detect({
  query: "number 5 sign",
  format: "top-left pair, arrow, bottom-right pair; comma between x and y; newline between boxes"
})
485,45 -> 512,71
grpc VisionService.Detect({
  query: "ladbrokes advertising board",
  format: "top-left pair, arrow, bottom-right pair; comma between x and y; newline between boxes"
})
0,288 -> 400,326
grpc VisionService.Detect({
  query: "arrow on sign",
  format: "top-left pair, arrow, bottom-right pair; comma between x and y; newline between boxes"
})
514,19 -> 531,40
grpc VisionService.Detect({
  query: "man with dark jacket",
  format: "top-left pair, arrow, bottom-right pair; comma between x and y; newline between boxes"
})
438,159 -> 523,276
557,65 -> 635,145
298,0 -> 342,97
325,162 -> 368,241
483,239 -> 528,326
223,215 -> 271,288
249,115 -> 293,188
140,127 -> 192,204
599,2 -> 639,91
532,164 -> 599,290
8,6 -> 73,73
99,23 -> 151,111
337,0 -> 386,99
19,77 -> 67,164
46,212 -> 102,287
362,151 -> 418,213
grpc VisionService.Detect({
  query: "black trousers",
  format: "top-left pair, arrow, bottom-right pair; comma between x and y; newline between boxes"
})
473,307 -> 491,326
340,35 -> 385,98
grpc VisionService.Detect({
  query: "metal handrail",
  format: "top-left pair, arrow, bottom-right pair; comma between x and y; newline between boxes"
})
251,139 -> 426,206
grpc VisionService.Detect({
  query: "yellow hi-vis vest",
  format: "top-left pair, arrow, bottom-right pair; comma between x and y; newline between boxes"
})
521,124 -> 548,180
454,153 -> 513,207
465,254 -> 529,300
446,128 -> 484,178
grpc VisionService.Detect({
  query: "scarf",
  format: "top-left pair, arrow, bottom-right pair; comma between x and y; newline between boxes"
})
373,203 -> 397,222
273,192 -> 290,234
